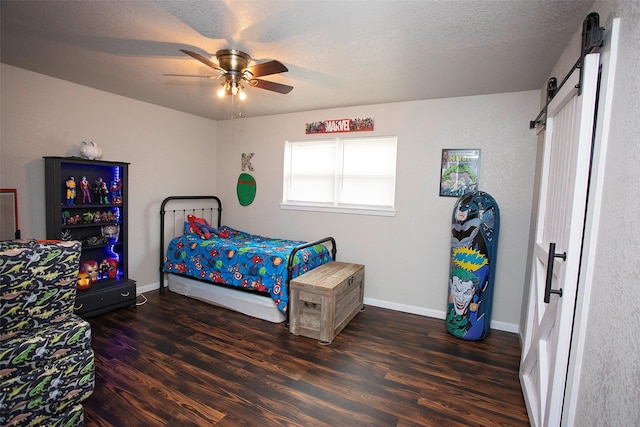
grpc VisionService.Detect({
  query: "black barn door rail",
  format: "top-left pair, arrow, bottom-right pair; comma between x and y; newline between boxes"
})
529,12 -> 605,129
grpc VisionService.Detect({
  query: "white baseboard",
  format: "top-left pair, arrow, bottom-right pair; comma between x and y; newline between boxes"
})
363,297 -> 519,334
490,319 -> 520,334
364,297 -> 445,319
136,282 -> 519,334
136,282 -> 160,294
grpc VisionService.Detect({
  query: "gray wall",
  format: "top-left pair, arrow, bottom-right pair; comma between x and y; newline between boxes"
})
576,1 -> 640,424
529,1 -> 640,424
215,92 -> 539,331
0,64 -> 218,287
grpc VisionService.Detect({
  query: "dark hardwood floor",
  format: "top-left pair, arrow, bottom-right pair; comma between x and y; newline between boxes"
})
83,291 -> 529,426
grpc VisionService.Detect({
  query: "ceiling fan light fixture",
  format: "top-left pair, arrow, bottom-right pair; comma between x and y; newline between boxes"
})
217,82 -> 227,98
239,89 -> 247,101
174,48 -> 292,98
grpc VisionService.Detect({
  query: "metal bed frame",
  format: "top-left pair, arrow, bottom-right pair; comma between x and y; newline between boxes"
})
158,195 -> 337,323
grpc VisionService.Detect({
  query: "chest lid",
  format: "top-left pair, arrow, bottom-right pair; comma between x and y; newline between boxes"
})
292,261 -> 363,290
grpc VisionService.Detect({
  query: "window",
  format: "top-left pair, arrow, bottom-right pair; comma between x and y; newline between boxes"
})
282,136 -> 397,215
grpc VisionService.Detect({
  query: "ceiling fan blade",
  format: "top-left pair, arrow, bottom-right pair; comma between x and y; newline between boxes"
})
244,60 -> 288,78
163,74 -> 219,79
180,49 -> 226,74
249,79 -> 293,94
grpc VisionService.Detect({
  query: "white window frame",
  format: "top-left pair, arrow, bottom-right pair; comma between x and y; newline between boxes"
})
281,136 -> 397,216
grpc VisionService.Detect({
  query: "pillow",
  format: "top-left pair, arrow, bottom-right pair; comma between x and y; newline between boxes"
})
186,215 -> 220,240
183,221 -> 192,235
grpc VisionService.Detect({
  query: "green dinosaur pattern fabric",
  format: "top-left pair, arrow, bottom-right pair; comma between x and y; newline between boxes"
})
1,349 -> 94,425
1,318 -> 92,371
0,239 -> 95,426
0,240 -> 82,336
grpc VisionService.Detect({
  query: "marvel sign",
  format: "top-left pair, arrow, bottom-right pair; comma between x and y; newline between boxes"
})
305,117 -> 374,134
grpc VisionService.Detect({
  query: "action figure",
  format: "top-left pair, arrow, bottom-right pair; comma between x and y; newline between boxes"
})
99,257 -> 118,280
80,176 -> 92,204
93,177 -> 110,204
110,177 -> 122,204
65,176 -> 76,205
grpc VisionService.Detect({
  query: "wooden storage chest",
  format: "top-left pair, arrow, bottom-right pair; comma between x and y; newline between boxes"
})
289,261 -> 364,344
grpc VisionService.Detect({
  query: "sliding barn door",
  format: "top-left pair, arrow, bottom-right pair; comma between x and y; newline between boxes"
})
520,53 -> 600,427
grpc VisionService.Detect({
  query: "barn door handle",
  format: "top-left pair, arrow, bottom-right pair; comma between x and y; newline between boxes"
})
544,242 -> 567,303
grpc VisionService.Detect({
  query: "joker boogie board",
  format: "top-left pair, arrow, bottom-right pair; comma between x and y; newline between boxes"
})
446,191 -> 500,340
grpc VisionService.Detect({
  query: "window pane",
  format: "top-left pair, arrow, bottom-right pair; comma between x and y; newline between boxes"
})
285,140 -> 336,203
339,176 -> 396,207
341,137 -> 396,207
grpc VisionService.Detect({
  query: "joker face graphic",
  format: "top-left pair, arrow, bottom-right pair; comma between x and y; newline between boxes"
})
450,274 -> 475,315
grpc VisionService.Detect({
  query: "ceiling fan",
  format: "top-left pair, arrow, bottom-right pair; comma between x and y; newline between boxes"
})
165,49 -> 293,99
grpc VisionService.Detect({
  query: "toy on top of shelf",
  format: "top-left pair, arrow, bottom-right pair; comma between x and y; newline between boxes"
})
80,176 -> 92,204
79,141 -> 102,160
65,176 -> 76,205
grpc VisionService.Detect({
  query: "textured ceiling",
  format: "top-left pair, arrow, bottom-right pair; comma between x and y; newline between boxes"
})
1,0 -> 596,121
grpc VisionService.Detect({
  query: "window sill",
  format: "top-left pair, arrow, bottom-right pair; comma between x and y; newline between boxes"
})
280,202 -> 396,217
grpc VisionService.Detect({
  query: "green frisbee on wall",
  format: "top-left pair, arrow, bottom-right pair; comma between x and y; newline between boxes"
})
237,173 -> 257,206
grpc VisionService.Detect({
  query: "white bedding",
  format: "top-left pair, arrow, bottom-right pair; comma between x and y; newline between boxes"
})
167,274 -> 286,323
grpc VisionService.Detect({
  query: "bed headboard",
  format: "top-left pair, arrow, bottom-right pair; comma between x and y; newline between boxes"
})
159,196 -> 222,290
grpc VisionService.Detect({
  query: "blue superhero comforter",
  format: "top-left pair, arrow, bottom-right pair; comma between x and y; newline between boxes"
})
163,226 -> 332,313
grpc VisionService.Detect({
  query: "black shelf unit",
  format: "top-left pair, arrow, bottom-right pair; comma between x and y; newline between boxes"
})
44,156 -> 136,317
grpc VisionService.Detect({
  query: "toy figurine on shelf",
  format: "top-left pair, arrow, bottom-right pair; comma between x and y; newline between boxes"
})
110,177 -> 123,205
81,260 -> 99,283
92,178 -> 101,203
104,210 -> 115,222
111,207 -> 121,223
101,224 -> 120,244
82,211 -> 94,224
65,176 -> 76,205
61,229 -> 73,241
83,235 -> 106,247
77,271 -> 91,290
99,257 -> 118,280
67,214 -> 81,224
93,177 -> 110,204
80,176 -> 92,204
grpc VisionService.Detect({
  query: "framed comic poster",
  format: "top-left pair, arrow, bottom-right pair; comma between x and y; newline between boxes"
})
439,149 -> 480,197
